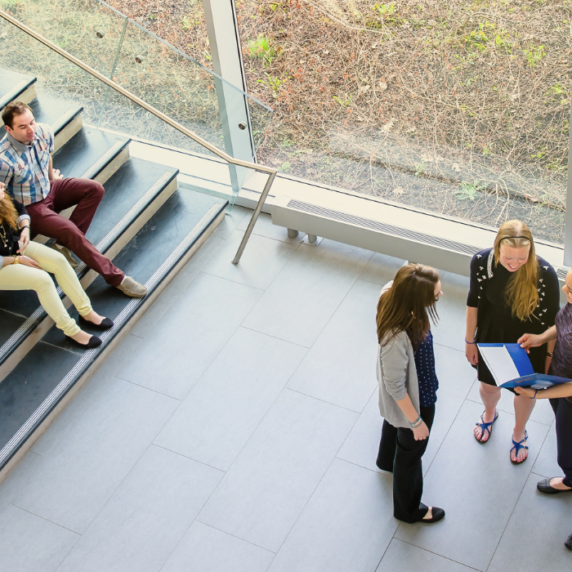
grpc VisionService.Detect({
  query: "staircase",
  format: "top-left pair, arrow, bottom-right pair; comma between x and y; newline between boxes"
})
0,70 -> 228,480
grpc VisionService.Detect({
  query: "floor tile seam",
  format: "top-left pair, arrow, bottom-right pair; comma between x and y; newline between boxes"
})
282,267 -> 366,361
267,449 -> 343,558
237,325 -> 312,350
116,375 -> 183,402
150,443 -> 226,474
234,240 -> 370,343
185,521 -> 279,558
357,276 -> 386,287
433,341 -> 465,354
62,435 -> 184,542
483,470 -> 535,572
196,269 -> 266,292
200,249 -> 293,291
389,537 -> 484,572
332,455 -> 382,476
422,381 -> 475,477
193,393 -> 361,558
191,382 -> 302,528
235,226 -> 306,248
373,534 -> 396,572
285,387 -> 364,415
8,502 -> 82,537
142,254 -> 224,337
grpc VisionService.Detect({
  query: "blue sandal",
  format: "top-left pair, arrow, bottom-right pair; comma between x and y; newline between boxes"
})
510,431 -> 529,464
474,409 -> 499,443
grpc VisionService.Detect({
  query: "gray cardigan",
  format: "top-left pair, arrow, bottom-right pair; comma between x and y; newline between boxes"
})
376,283 -> 420,428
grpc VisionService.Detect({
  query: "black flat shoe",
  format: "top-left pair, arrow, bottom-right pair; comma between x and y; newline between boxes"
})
79,315 -> 114,330
565,533 -> 572,551
66,334 -> 102,349
419,507 -> 445,524
537,478 -> 572,495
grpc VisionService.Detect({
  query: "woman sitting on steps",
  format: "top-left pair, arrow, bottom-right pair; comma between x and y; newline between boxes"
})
0,182 -> 112,348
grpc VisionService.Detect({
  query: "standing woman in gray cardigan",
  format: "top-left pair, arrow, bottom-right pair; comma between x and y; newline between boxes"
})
375,263 -> 444,524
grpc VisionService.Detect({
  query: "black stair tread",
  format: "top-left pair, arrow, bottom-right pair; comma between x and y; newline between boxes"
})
0,69 -> 36,110
0,189 -> 225,456
0,97 -> 83,138
0,310 -> 27,347
0,157 -> 178,321
0,342 -> 80,445
44,188 -> 224,350
85,157 -> 178,247
53,126 -> 130,180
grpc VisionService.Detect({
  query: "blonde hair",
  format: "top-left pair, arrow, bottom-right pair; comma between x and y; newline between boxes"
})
0,192 -> 18,231
493,220 -> 538,321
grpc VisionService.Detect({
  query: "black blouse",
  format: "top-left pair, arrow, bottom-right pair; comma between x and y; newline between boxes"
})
467,247 -> 559,334
0,198 -> 28,259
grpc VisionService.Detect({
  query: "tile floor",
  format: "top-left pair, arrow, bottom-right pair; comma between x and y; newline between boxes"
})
0,207 -> 569,572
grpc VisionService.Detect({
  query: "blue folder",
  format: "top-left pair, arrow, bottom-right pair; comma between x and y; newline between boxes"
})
477,343 -> 572,389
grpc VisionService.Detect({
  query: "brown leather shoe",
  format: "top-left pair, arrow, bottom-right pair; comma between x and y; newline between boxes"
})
116,276 -> 147,298
51,243 -> 78,268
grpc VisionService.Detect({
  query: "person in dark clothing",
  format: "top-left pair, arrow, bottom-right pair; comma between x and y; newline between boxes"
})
517,267 -> 572,551
375,263 -> 444,524
465,220 -> 559,463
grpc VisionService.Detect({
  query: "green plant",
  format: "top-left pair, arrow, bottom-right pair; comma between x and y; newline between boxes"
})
256,73 -> 289,97
373,2 -> 397,17
248,34 -> 280,66
524,45 -> 546,67
333,94 -> 352,106
455,181 -> 486,201
279,161 -> 292,173
181,16 -> 193,30
146,12 -> 157,20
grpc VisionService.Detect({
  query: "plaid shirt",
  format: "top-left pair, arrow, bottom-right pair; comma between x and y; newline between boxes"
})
0,123 -> 54,206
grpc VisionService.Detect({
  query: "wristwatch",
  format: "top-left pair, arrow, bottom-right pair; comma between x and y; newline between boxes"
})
12,256 -> 20,265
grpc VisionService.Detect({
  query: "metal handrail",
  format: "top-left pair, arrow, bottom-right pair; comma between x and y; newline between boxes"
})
0,9 -> 275,264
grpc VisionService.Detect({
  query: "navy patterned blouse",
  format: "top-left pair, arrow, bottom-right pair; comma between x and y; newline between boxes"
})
414,330 -> 439,407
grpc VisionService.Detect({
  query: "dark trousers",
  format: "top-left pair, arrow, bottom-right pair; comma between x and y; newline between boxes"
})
27,178 -> 124,287
376,405 -> 436,523
550,398 -> 572,488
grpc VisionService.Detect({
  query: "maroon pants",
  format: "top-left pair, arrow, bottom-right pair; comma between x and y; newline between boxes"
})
26,178 -> 124,287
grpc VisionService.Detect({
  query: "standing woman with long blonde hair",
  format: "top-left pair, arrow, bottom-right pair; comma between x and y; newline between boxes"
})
376,263 -> 445,524
465,220 -> 559,463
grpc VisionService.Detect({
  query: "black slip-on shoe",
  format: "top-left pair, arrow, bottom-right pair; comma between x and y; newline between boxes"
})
79,315 -> 114,330
537,478 -> 572,495
419,507 -> 445,524
66,334 -> 102,349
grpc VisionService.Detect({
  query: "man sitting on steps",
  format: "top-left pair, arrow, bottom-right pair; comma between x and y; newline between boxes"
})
0,101 -> 146,298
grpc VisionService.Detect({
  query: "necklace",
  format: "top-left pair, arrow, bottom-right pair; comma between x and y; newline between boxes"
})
0,225 -> 7,249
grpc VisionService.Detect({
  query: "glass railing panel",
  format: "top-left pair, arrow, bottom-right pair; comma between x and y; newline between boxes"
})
0,14 -> 242,199
0,0 -> 127,78
237,0 -> 571,245
110,19 -> 272,161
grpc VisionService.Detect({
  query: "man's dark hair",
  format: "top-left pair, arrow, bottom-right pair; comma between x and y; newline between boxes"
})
2,101 -> 33,129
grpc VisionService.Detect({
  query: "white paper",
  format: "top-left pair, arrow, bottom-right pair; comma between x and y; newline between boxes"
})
479,346 -> 520,385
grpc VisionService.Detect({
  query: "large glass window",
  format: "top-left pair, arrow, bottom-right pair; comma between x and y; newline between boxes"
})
236,0 -> 571,245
